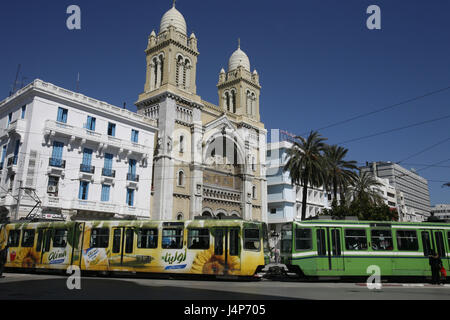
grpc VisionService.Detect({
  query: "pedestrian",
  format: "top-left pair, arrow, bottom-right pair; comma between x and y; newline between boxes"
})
429,250 -> 442,285
0,243 -> 9,278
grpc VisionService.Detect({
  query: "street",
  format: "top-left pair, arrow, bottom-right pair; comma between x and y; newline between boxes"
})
1,272 -> 450,300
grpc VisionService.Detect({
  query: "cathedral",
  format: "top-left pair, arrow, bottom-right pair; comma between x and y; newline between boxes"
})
135,3 -> 268,222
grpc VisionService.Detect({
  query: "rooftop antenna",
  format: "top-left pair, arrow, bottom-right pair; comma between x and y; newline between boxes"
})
10,64 -> 21,96
173,0 -> 176,7
238,38 -> 240,49
76,72 -> 80,92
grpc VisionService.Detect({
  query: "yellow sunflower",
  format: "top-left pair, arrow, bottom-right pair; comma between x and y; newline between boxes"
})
17,248 -> 40,268
191,248 -> 240,275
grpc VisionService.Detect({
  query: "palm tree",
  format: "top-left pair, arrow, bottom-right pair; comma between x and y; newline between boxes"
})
323,145 -> 358,205
284,131 -> 327,220
347,170 -> 384,206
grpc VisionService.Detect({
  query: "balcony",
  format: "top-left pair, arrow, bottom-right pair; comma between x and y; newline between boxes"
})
102,168 -> 116,177
7,119 -> 27,137
127,173 -> 139,182
80,163 -> 95,174
49,157 -> 66,168
44,119 -> 150,156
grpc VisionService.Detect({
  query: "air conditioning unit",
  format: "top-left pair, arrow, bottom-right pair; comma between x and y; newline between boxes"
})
47,185 -> 58,193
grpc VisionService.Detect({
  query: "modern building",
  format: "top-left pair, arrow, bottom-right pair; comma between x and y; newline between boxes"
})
136,4 -> 268,222
431,204 -> 450,220
0,79 -> 158,220
361,161 -> 431,221
266,131 -> 329,249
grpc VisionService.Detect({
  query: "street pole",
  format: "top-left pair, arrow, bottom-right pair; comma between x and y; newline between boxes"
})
15,180 -> 22,220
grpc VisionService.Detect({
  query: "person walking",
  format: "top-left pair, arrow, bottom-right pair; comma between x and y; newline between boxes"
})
0,243 -> 9,278
429,250 -> 442,285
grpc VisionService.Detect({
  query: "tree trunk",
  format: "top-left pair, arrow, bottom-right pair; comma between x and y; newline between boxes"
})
301,170 -> 309,220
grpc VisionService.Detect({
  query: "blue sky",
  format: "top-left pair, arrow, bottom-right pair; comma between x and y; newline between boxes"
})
1,0 -> 449,206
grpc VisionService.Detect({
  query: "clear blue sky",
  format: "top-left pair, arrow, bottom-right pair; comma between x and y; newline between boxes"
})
1,0 -> 449,206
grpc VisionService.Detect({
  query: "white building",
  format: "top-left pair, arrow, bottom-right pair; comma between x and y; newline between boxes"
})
361,161 -> 431,222
0,79 -> 158,220
431,204 -> 450,220
266,132 -> 329,251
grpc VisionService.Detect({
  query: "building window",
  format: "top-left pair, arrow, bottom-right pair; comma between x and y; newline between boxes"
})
128,159 -> 137,181
47,176 -> 59,195
103,153 -> 114,177
131,129 -> 139,143
101,184 -> 110,202
0,145 -> 6,170
107,122 -> 116,136
126,188 -> 134,206
177,170 -> 184,186
179,135 -> 184,153
78,181 -> 89,200
21,105 -> 26,119
50,141 -> 64,167
85,116 -> 96,131
7,112 -> 12,126
252,185 -> 257,199
270,208 -> 276,214
177,213 -> 184,220
13,140 -> 20,165
57,107 -> 68,123
81,148 -> 93,172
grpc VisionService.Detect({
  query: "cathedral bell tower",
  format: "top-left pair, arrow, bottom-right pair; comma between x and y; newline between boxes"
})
217,40 -> 261,121
141,2 -> 199,97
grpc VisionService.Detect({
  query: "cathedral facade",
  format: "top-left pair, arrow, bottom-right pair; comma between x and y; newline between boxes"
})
136,4 -> 268,222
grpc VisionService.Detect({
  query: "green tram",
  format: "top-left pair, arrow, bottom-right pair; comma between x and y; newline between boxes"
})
280,219 -> 449,280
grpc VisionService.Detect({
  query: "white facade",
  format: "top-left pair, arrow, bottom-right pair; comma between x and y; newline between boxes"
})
0,79 -> 158,220
361,161 -> 431,222
431,204 -> 450,220
266,138 -> 329,254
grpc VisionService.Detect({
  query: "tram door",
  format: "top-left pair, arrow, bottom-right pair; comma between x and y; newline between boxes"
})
432,230 -> 448,271
316,228 -> 344,272
111,227 -> 135,268
36,228 -> 53,265
213,227 -> 241,274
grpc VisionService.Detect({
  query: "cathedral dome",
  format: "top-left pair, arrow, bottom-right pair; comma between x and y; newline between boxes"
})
228,45 -> 250,72
160,5 -> 187,35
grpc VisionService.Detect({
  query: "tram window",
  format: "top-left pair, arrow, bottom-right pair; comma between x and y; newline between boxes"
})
125,229 -> 134,254
229,229 -> 239,256
371,230 -> 393,251
396,230 -> 419,251
344,229 -> 368,250
53,229 -> 68,247
90,228 -> 109,248
421,231 -> 432,256
162,228 -> 183,249
138,229 -> 158,249
21,230 -> 35,247
281,230 -> 292,253
214,229 -> 224,255
112,229 -> 122,253
244,229 -> 260,251
295,228 -> 312,251
316,229 -> 326,255
7,230 -> 20,247
188,229 -> 210,250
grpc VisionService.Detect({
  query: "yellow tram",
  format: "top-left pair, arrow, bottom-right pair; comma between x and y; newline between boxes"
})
0,219 -> 269,277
